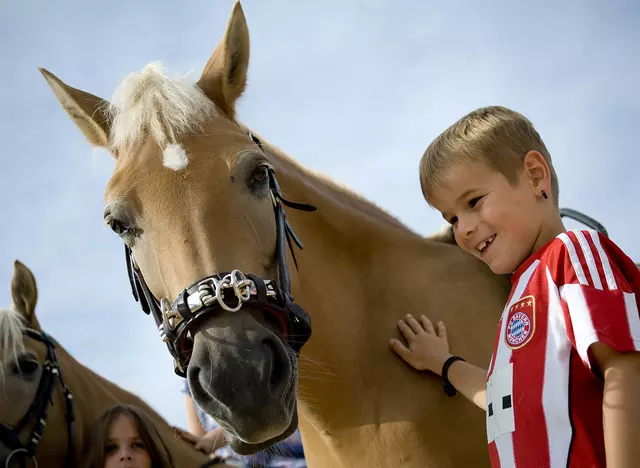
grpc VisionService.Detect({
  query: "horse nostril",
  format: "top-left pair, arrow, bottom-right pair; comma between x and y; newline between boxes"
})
262,337 -> 287,395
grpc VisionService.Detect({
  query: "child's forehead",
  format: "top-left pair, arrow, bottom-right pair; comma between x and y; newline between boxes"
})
428,161 -> 497,206
438,160 -> 493,189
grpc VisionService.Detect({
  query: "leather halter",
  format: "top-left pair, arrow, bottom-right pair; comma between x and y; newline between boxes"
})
125,131 -> 317,377
0,329 -> 75,468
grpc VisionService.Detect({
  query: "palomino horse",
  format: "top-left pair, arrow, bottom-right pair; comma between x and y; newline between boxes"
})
0,260 -> 219,467
40,2 -> 513,466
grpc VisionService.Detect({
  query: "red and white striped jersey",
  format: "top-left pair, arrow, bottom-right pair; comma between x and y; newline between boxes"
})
486,229 -> 640,468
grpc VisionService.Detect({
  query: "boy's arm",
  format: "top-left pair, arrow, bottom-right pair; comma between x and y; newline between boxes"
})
591,342 -> 640,468
445,359 -> 488,411
390,314 -> 487,411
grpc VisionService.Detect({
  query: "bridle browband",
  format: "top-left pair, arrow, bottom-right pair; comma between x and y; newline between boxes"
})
125,131 -> 317,377
0,329 -> 75,468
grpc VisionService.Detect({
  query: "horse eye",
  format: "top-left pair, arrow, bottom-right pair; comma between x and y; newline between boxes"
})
103,207 -> 141,243
250,166 -> 269,186
12,355 -> 39,376
105,216 -> 132,236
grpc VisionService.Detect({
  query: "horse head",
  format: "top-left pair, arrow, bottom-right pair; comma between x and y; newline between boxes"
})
41,1 -> 311,454
0,261 -> 73,467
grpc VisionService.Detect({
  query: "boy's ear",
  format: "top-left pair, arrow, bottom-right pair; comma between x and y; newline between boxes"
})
523,150 -> 551,194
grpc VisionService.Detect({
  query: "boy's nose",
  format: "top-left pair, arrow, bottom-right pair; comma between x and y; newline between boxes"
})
457,216 -> 477,239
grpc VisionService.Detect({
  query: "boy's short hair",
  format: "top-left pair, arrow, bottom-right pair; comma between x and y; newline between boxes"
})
419,105 -> 559,205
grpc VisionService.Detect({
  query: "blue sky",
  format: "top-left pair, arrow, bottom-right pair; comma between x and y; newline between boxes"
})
1,0 -> 638,429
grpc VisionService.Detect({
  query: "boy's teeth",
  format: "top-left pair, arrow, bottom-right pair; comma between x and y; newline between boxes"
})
477,235 -> 495,252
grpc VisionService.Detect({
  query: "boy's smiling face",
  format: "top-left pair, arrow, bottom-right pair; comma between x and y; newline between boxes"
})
429,159 -> 547,275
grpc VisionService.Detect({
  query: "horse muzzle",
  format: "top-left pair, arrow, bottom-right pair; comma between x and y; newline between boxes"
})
186,310 -> 298,446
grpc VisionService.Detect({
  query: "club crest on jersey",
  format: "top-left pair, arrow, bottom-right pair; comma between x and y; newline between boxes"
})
505,295 -> 536,349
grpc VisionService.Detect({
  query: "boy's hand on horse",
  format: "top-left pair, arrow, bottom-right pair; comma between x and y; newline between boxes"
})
390,313 -> 451,375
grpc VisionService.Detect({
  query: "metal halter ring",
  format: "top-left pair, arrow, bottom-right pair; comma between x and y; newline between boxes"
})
217,270 -> 252,312
5,448 -> 32,468
4,437 -> 41,468
231,270 -> 252,302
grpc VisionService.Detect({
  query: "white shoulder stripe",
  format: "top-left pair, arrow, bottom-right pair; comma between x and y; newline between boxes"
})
574,230 -> 603,290
588,230 -> 618,291
559,284 -> 597,368
558,233 -> 588,286
624,292 -> 640,348
543,267 -> 573,467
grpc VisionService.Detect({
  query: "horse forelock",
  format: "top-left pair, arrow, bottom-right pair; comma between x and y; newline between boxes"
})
107,61 -> 216,154
0,306 -> 26,381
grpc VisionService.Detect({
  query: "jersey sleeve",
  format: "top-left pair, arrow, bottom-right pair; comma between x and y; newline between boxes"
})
549,230 -> 640,374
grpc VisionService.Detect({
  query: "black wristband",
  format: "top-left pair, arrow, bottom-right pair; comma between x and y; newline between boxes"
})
441,355 -> 465,397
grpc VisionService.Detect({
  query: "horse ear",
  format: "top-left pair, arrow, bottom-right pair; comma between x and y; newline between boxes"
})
39,68 -> 113,151
11,260 -> 38,325
197,0 -> 250,120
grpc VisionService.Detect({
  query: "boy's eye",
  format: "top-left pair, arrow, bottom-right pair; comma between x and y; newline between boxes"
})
469,196 -> 483,208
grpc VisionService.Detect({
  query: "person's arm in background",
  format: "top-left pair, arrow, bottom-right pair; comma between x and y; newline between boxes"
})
179,381 -> 228,455
184,393 -> 206,437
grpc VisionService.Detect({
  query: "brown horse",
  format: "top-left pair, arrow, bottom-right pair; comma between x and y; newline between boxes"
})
40,1 -> 512,466
0,260 -> 219,467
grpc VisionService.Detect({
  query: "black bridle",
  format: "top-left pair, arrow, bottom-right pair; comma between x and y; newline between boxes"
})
125,131 -> 317,377
0,329 -> 75,468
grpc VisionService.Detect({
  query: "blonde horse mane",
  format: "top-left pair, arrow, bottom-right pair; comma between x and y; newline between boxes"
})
0,306 -> 26,382
107,61 -> 216,153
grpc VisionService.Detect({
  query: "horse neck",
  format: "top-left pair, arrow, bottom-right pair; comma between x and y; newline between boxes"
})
266,146 -> 511,465
55,343 -> 208,466
267,147 -> 425,388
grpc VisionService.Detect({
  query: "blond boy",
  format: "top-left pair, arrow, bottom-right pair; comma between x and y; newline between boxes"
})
390,106 -> 640,467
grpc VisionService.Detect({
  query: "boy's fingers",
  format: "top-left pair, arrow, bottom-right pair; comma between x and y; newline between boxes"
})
405,314 -> 424,335
437,321 -> 447,339
390,338 -> 412,360
420,315 -> 435,334
397,319 -> 415,339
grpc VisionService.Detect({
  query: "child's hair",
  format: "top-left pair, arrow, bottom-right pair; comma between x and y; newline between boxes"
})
419,105 -> 559,205
81,404 -> 175,468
